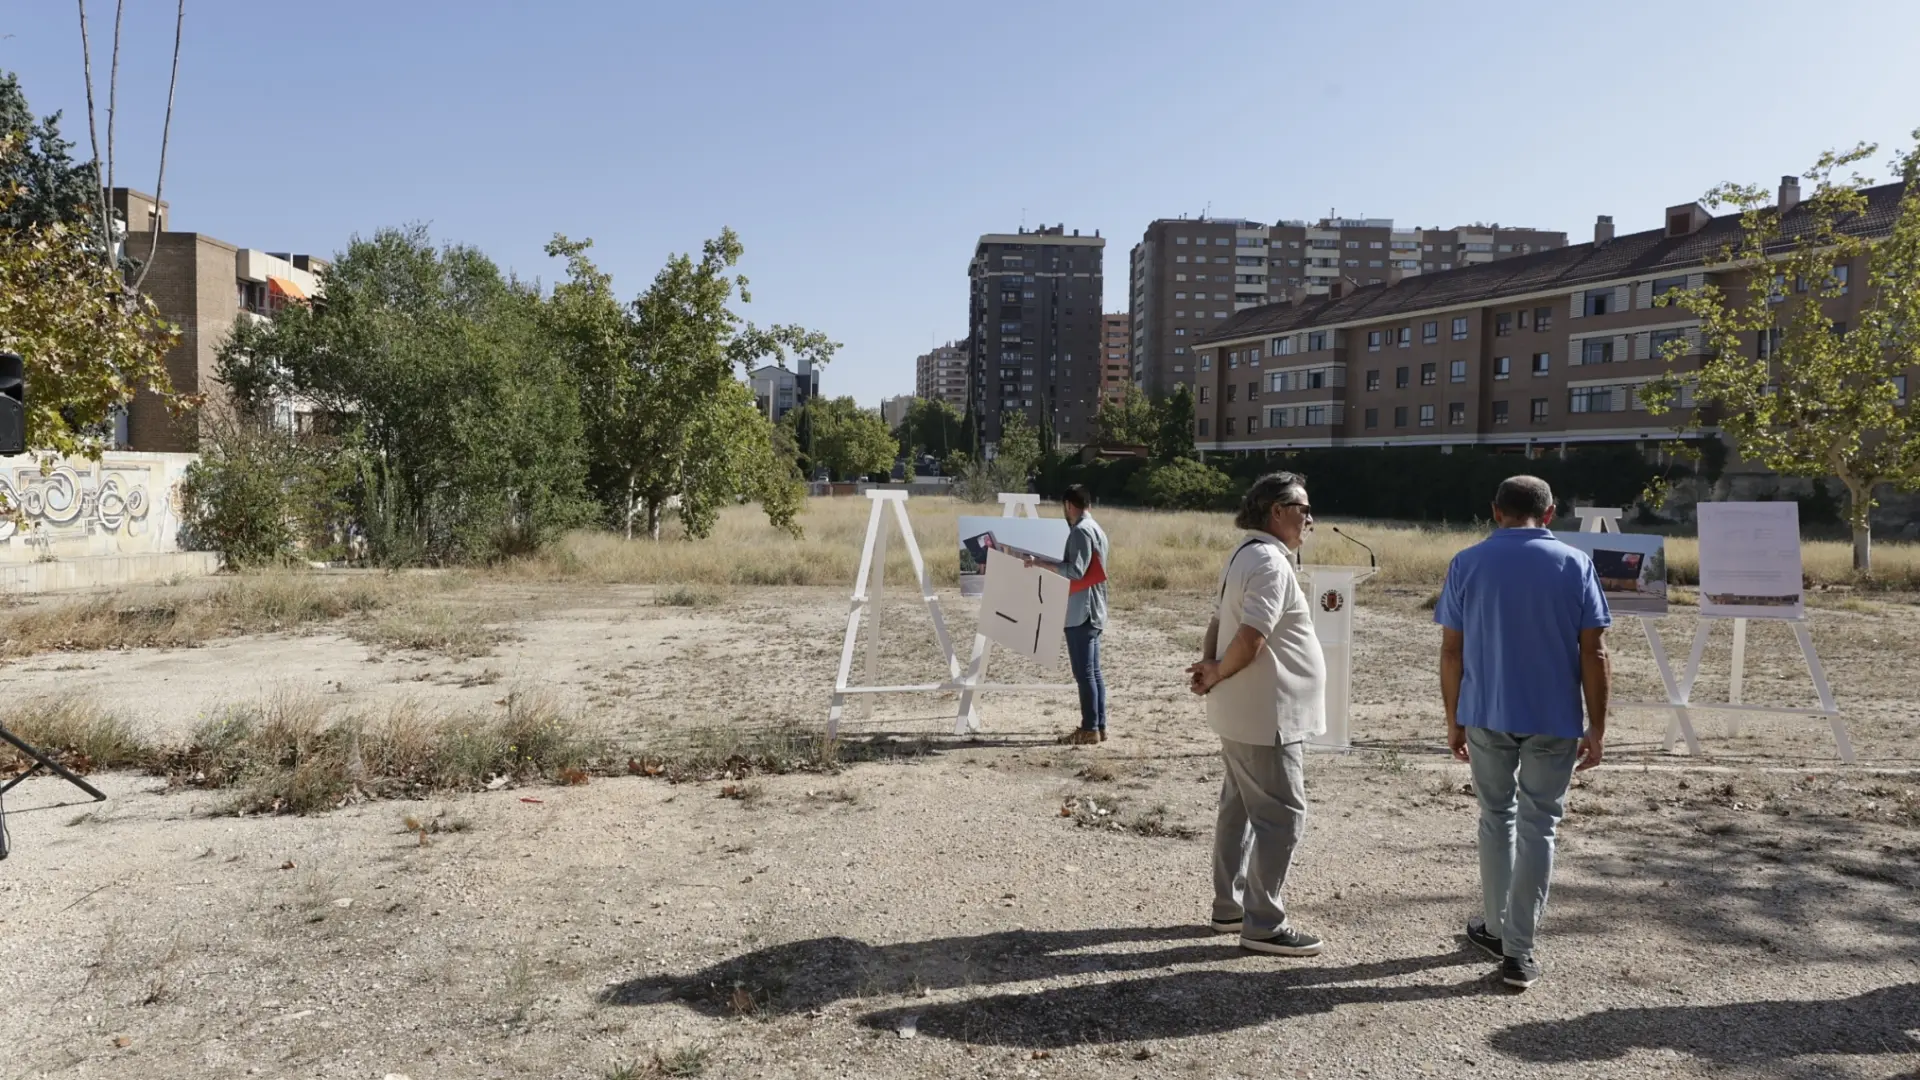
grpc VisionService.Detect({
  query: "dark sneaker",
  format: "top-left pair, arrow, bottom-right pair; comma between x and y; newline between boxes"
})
1098,730 -> 1108,742
1059,729 -> 1100,746
1501,955 -> 1541,990
1466,916 -> 1503,960
1208,917 -> 1243,934
1240,926 -> 1324,957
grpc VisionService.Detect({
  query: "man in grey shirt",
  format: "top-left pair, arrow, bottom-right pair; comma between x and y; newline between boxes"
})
1055,485 -> 1110,745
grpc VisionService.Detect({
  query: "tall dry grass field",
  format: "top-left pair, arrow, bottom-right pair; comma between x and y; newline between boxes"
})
524,496 -> 1920,592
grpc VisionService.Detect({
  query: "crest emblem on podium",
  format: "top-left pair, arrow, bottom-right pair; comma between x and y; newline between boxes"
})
1319,589 -> 1344,613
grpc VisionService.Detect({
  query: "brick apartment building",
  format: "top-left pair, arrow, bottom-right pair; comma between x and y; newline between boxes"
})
747,359 -> 820,423
914,339 -> 969,411
1188,179 -> 1911,459
1100,313 -> 1130,404
112,188 -> 325,451
1130,215 -> 1565,397
967,224 -> 1105,451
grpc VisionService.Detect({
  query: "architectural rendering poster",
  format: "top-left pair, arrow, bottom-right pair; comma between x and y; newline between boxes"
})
1697,502 -> 1806,620
1556,531 -> 1670,616
958,515 -> 1070,598
979,547 -> 1069,667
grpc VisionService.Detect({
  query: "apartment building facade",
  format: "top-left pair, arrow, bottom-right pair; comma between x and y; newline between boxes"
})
1188,180 -> 1909,458
914,339 -> 970,411
749,363 -> 819,423
113,188 -> 327,452
1129,215 -> 1565,397
967,225 -> 1105,451
1100,312 -> 1130,404
880,395 -> 915,431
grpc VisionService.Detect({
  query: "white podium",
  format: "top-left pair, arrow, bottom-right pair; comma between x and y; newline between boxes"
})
1299,564 -> 1377,750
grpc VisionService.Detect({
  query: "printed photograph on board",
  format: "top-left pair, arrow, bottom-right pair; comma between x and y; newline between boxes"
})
957,515 -> 1070,597
1556,531 -> 1669,616
1696,502 -> 1806,619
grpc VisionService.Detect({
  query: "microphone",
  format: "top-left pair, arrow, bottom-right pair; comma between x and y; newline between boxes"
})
1329,526 -> 1377,569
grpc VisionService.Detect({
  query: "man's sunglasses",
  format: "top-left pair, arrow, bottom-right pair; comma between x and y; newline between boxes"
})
1280,501 -> 1313,516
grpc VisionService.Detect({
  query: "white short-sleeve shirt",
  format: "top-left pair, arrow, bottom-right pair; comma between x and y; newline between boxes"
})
1206,531 -> 1327,745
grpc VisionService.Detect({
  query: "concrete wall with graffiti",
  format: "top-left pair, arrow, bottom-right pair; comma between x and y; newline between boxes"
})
0,452 -> 195,563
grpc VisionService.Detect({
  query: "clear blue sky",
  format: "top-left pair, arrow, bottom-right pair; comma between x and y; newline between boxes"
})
6,1 -> 1919,407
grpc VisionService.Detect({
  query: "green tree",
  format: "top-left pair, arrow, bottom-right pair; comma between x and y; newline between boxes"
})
0,136 -> 178,458
178,405 -> 356,568
1130,457 -> 1232,510
0,72 -> 99,234
806,396 -> 897,481
218,226 -> 593,563
1153,384 -> 1198,463
1646,136 -> 1920,574
897,397 -> 966,464
1094,384 -> 1156,447
995,410 -> 1041,484
546,230 -> 834,539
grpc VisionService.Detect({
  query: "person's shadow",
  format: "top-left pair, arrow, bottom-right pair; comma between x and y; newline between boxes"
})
601,924 -> 1491,1047
1490,982 -> 1920,1068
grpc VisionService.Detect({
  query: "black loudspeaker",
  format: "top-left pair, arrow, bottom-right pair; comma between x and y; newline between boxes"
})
0,352 -> 22,455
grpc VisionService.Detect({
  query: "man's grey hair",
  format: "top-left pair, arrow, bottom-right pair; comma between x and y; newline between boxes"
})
1494,475 -> 1554,522
1235,471 -> 1306,532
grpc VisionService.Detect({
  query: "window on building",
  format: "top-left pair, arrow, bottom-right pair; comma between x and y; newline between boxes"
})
1199,385 -> 1211,403
1216,237 -> 1231,246
1496,312 -> 1513,337
1247,413 -> 1261,433
1226,384 -> 1238,402
1421,363 -> 1437,386
1758,328 -> 1784,358
1419,404 -> 1436,427
1394,406 -> 1409,427
1651,275 -> 1687,298
1531,397 -> 1549,423
1532,352 -> 1551,375
1176,236 -> 1189,244
1421,321 -> 1438,344
1452,317 -> 1469,340
1492,400 -> 1510,425
1176,255 -> 1188,264
1570,386 -> 1615,413
1224,417 -> 1237,435
1175,328 -> 1187,336
1369,241 -> 1384,249
1272,336 -> 1295,356
1228,351 -> 1240,369
1581,339 -> 1614,365
1395,366 -> 1410,389
1197,418 -> 1210,436
1308,331 -> 1328,351
1368,330 -> 1383,350
1248,379 -> 1260,400
1535,306 -> 1554,332
1495,356 -> 1511,380
1175,273 -> 1187,282
1649,328 -> 1684,357
1369,260 -> 1383,268
1175,346 -> 1189,355
1364,408 -> 1379,429
1199,353 -> 1210,369
1583,289 -> 1612,316
1894,374 -> 1908,405
1834,264 -> 1852,294
1366,369 -> 1381,391
1394,327 -> 1409,347
1449,402 -> 1466,425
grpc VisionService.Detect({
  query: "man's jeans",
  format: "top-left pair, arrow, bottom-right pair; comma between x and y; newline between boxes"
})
1212,737 -> 1308,936
1064,622 -> 1106,732
1466,725 -> 1579,963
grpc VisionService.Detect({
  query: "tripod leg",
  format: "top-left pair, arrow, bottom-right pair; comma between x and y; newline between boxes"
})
0,726 -> 108,801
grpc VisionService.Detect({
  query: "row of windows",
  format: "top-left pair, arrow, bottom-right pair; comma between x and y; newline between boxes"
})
1494,307 -> 1560,335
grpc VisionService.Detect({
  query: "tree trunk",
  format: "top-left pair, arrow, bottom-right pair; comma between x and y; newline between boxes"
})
647,500 -> 663,541
623,472 -> 638,541
1841,474 -> 1872,576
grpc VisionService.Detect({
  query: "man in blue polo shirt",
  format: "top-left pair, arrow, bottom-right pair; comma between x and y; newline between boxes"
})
1436,475 -> 1611,991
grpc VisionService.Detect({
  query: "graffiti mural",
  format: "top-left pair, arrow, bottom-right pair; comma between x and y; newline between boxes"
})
0,453 -> 190,561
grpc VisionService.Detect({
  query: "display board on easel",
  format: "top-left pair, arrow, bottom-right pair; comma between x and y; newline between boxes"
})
827,491 -> 1074,740
1567,508 -> 1703,757
1676,502 -> 1852,762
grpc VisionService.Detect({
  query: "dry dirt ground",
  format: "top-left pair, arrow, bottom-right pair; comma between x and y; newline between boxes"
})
1,579 -> 1917,1080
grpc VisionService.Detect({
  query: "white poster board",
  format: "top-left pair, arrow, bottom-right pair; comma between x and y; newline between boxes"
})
979,547 -> 1068,668
1697,502 -> 1804,619
959,515 -> 1071,598
1556,531 -> 1669,615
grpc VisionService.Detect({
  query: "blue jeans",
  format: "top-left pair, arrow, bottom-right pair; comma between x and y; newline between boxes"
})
1064,623 -> 1106,732
1466,725 -> 1579,963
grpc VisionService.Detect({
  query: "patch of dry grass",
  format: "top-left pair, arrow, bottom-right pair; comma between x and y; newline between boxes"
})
510,496 -> 1920,593
355,601 -> 511,658
0,697 -> 151,772
0,571 -> 448,658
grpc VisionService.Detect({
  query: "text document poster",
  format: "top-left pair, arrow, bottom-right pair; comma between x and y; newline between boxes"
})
1697,502 -> 1804,620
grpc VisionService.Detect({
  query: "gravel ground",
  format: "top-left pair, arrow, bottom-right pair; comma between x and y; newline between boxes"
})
1,582 -> 1916,1079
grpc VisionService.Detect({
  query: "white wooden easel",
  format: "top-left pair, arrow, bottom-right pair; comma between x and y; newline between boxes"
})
1571,508 -> 1704,757
954,493 -> 1074,735
828,491 -> 1074,739
1668,603 -> 1852,763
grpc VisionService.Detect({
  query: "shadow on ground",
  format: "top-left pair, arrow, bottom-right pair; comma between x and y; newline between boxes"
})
603,925 -> 1491,1046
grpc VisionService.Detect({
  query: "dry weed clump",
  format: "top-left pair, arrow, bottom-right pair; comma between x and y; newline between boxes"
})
0,570 -> 441,658
355,601 -> 510,658
512,496 -> 1920,593
0,697 -> 153,772
163,691 -> 601,814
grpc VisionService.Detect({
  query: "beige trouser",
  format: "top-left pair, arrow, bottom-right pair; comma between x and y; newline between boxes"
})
1211,736 -> 1309,936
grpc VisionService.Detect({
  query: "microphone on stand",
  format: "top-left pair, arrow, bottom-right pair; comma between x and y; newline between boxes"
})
1329,526 -> 1377,569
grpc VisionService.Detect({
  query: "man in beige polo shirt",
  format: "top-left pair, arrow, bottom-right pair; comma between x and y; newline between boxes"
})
1186,471 -> 1326,956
